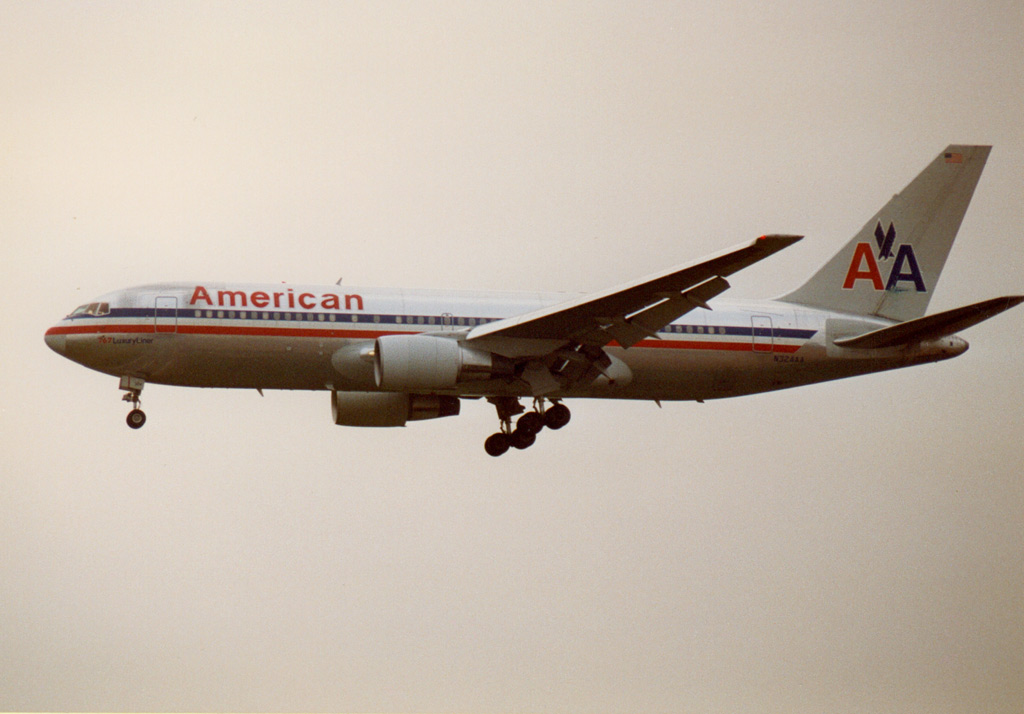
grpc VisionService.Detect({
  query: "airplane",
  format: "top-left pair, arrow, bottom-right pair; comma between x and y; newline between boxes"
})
45,145 -> 1023,455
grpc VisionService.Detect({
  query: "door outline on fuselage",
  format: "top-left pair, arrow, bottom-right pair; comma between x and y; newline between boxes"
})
751,315 -> 773,353
155,296 -> 178,333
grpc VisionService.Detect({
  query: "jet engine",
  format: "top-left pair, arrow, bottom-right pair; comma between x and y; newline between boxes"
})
373,334 -> 510,391
332,390 -> 460,427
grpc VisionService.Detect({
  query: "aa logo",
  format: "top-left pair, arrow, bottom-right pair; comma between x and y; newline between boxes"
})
842,222 -> 926,292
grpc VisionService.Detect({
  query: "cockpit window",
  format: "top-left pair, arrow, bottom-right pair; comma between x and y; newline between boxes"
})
69,302 -> 110,317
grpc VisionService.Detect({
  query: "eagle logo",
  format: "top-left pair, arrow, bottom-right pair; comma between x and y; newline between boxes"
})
874,221 -> 896,260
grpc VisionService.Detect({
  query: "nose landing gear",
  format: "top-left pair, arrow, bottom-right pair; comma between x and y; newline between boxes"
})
120,375 -> 146,429
126,406 -> 146,429
484,397 -> 571,456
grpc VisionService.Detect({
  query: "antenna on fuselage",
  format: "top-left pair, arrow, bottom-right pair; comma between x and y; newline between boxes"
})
336,277 -> 343,285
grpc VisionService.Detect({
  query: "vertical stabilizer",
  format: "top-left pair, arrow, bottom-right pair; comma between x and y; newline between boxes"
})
781,145 -> 990,321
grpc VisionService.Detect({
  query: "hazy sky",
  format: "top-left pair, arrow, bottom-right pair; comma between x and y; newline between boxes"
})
2,2 -> 1022,712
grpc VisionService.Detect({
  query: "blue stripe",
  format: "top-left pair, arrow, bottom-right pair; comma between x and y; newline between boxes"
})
69,307 -> 818,340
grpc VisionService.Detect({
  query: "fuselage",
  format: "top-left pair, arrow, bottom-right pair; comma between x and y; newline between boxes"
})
44,282 -> 967,402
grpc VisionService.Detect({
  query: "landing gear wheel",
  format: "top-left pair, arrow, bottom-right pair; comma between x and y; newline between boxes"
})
126,409 -> 147,429
544,403 -> 571,430
485,432 -> 511,457
510,428 -> 536,450
517,411 -> 544,436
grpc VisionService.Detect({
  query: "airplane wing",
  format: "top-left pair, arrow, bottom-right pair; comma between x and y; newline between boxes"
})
467,234 -> 803,351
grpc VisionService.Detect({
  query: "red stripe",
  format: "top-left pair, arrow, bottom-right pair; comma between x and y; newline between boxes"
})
47,323 -> 412,340
178,324 -> 405,340
632,338 -> 801,353
49,323 -> 805,353
47,324 -> 154,335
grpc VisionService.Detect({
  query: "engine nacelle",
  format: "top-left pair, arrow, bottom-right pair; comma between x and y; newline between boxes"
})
331,390 -> 460,427
374,334 -> 508,391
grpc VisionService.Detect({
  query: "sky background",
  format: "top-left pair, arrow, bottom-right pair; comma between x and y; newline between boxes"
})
2,2 -> 1022,712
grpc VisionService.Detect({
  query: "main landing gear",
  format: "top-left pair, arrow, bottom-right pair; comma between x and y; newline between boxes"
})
120,375 -> 146,429
484,397 -> 571,456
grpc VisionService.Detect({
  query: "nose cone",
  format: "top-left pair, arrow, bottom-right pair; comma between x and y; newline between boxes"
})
44,327 -> 67,356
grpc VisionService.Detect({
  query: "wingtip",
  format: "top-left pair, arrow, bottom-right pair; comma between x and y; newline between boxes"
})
756,234 -> 804,248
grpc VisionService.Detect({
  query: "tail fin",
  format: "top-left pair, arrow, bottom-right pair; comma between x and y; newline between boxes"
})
781,145 -> 991,321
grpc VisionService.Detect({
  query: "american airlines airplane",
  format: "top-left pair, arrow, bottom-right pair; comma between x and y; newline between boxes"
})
45,145 -> 1022,455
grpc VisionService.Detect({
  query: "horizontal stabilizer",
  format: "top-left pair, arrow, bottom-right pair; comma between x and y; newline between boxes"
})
834,295 -> 1024,349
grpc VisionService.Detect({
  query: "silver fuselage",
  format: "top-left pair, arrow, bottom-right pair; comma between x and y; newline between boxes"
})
44,282 -> 966,402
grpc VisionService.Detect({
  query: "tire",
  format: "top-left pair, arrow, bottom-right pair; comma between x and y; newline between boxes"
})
510,428 -> 536,450
126,409 -> 147,429
516,411 -> 544,435
484,432 -> 510,457
543,403 -> 571,430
